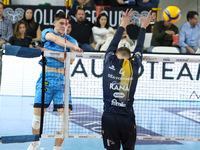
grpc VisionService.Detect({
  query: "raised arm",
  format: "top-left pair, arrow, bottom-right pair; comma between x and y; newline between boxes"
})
134,10 -> 155,56
45,32 -> 82,52
106,9 -> 135,54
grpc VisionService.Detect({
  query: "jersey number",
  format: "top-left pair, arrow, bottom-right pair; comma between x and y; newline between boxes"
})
119,68 -> 125,76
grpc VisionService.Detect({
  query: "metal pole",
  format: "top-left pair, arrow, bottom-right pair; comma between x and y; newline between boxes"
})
40,51 -> 46,136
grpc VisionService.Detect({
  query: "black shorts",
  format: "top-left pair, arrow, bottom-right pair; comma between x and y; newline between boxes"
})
102,112 -> 136,150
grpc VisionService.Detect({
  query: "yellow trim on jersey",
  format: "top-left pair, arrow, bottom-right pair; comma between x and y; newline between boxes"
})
119,60 -> 133,101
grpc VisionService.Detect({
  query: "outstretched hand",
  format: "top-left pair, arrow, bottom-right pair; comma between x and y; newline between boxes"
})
120,9 -> 135,28
139,10 -> 156,29
73,45 -> 83,53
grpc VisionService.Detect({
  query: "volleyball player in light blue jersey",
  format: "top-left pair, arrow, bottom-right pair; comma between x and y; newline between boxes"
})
28,12 -> 82,150
41,28 -> 77,68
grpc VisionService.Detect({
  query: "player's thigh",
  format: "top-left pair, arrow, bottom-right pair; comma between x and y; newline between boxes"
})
53,84 -> 64,109
34,76 -> 54,106
53,82 -> 72,109
102,113 -> 120,150
120,116 -> 136,150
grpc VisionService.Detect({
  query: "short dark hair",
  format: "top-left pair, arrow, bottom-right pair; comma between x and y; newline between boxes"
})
116,47 -> 131,58
76,8 -> 85,14
95,12 -> 110,29
54,11 -> 65,21
187,11 -> 199,21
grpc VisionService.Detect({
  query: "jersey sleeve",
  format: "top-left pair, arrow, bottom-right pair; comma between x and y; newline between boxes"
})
104,26 -> 125,63
41,28 -> 53,42
67,35 -> 77,46
129,28 -> 146,67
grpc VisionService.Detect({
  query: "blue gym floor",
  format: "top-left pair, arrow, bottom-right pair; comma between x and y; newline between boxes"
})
0,95 -> 200,150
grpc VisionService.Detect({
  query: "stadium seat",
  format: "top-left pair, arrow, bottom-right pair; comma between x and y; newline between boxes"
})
151,46 -> 180,53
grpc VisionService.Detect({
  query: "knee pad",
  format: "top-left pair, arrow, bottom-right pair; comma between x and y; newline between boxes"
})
32,115 -> 41,130
57,114 -> 64,134
53,146 -> 61,150
27,141 -> 40,150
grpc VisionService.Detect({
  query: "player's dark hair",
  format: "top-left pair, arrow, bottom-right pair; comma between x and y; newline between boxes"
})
116,47 -> 131,58
187,11 -> 199,21
54,11 -> 66,21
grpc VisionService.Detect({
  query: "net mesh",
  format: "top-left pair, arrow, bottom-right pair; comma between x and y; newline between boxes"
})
42,52 -> 200,141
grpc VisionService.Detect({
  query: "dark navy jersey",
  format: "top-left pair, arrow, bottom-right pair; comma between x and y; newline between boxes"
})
103,26 -> 146,115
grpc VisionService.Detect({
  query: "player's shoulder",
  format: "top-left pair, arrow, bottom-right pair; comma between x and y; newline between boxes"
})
42,28 -> 54,34
67,34 -> 75,40
67,34 -> 76,43
41,28 -> 55,42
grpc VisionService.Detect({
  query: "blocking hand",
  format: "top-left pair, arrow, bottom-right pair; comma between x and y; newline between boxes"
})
120,8 -> 135,29
139,10 -> 156,29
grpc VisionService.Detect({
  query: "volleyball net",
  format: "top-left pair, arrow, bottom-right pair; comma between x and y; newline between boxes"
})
1,50 -> 200,143
42,51 -> 200,141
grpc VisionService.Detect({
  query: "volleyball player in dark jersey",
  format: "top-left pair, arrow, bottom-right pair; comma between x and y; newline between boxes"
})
102,9 -> 155,150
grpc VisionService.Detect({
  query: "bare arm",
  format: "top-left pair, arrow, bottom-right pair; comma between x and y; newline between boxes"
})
117,0 -> 125,4
33,25 -> 41,42
45,32 -> 81,52
165,30 -> 175,36
36,45 -> 65,62
186,46 -> 196,54
35,46 -> 83,64
0,40 -> 6,46
134,11 -> 156,55
143,0 -> 150,3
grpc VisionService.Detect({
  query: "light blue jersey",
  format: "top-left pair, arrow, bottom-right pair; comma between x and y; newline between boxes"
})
34,28 -> 76,109
41,28 -> 76,68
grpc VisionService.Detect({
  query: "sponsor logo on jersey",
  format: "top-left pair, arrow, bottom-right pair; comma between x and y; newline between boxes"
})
108,74 -> 133,81
111,99 -> 126,107
109,65 -> 115,71
110,81 -> 129,91
113,92 -> 125,98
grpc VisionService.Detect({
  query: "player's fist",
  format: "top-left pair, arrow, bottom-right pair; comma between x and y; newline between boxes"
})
73,45 -> 83,53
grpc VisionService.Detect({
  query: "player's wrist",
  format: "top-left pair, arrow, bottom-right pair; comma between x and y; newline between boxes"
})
120,24 -> 126,29
140,25 -> 146,29
72,45 -> 77,50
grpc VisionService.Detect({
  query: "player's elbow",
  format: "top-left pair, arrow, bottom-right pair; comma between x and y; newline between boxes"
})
46,32 -> 57,43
